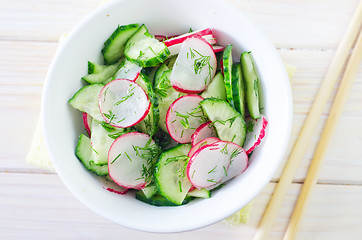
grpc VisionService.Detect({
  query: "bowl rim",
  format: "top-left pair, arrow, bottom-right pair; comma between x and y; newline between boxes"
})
42,0 -> 293,233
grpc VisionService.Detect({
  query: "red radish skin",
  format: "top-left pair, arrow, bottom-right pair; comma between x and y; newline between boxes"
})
155,35 -> 167,41
187,141 -> 232,189
82,112 -> 92,136
170,37 -> 217,93
164,28 -> 213,46
98,79 -> 150,128
191,121 -> 217,146
166,95 -> 206,143
155,34 -> 180,42
108,132 -> 158,189
164,28 -> 216,56
188,185 -> 196,192
188,137 -> 220,158
244,115 -> 268,155
104,187 -> 128,195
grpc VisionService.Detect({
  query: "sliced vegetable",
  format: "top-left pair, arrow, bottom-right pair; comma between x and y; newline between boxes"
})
187,188 -> 211,198
69,84 -> 104,122
200,98 -> 246,146
243,115 -> 268,154
232,63 -> 246,117
191,121 -> 217,146
164,28 -> 217,56
188,137 -> 220,158
241,51 -> 261,119
170,37 -> 217,93
200,72 -> 227,100
112,58 -> 142,81
124,24 -> 170,67
90,118 -> 128,165
98,79 -> 150,128
212,45 -> 225,53
82,112 -> 92,136
154,70 -> 185,133
108,132 -> 161,189
75,134 -> 108,176
141,183 -> 158,199
82,61 -> 121,84
135,73 -> 159,136
166,95 -> 207,143
102,23 -> 140,65
187,141 -> 231,189
222,44 -> 234,106
154,144 -> 192,205
136,192 -> 192,206
221,142 -> 248,183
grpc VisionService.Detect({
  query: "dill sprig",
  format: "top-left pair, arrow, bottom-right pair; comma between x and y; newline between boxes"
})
114,86 -> 135,106
188,48 -> 214,84
103,110 -> 115,123
164,155 -> 189,165
209,116 -> 238,129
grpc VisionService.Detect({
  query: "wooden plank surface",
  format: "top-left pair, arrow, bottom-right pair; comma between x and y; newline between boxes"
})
1,0 -> 362,239
1,173 -> 362,240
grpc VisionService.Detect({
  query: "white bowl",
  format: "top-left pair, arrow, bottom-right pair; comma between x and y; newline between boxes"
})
42,0 -> 293,233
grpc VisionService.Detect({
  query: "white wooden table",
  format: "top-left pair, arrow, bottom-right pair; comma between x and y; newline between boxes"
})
1,0 -> 361,239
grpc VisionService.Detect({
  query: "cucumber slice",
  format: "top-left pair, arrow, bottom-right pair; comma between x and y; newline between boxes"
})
68,84 -> 104,122
187,188 -> 211,199
136,192 -> 192,206
141,183 -> 158,199
82,61 -> 121,84
112,58 -> 142,81
154,69 -> 185,133
124,24 -> 170,67
240,51 -> 261,119
155,144 -> 192,205
142,67 -> 158,84
222,44 -> 234,106
90,119 -> 129,165
102,23 -> 139,65
153,55 -> 177,86
87,61 -> 106,74
200,98 -> 246,146
201,72 -> 226,100
75,134 -> 108,176
232,63 -> 246,117
135,73 -> 160,136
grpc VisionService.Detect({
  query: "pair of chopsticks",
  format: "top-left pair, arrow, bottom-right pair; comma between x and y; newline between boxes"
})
254,2 -> 362,240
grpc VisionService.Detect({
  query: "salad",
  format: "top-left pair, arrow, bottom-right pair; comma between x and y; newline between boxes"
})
68,23 -> 268,206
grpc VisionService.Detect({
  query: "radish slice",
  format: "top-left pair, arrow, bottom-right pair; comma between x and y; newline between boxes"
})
212,45 -> 225,53
222,142 -> 248,181
170,37 -> 217,93
82,112 -> 92,136
164,28 -> 213,46
243,115 -> 268,154
164,28 -> 216,56
155,35 -> 167,41
187,141 -> 232,189
188,137 -> 220,158
113,60 -> 142,82
166,95 -> 206,143
191,121 -> 217,146
108,132 -> 159,189
98,79 -> 150,128
155,34 -> 179,42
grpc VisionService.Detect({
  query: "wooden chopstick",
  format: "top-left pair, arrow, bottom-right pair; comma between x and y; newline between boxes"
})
253,2 -> 362,240
283,29 -> 362,240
